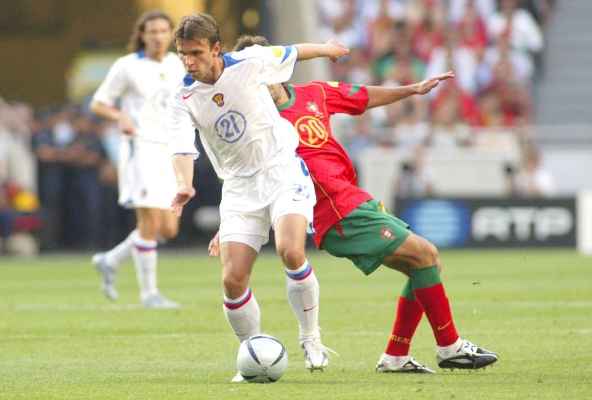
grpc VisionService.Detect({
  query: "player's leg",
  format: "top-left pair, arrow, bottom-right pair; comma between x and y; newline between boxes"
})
218,206 -> 269,347
219,228 -> 267,384
272,156 -> 328,371
133,207 -> 178,308
92,139 -> 135,300
157,209 -> 180,240
274,213 -> 327,371
92,228 -> 136,300
321,200 -> 432,373
220,240 -> 260,342
383,233 -> 498,369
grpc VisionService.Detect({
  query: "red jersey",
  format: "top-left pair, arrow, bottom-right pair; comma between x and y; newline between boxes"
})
278,81 -> 372,247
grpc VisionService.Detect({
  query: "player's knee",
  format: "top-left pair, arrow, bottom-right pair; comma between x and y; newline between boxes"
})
422,240 -> 440,267
159,224 -> 179,240
222,271 -> 249,295
277,245 -> 306,269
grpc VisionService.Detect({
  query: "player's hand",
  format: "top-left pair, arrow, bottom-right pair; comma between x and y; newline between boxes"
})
118,113 -> 136,136
415,71 -> 455,95
171,187 -> 196,217
325,39 -> 350,62
208,231 -> 220,257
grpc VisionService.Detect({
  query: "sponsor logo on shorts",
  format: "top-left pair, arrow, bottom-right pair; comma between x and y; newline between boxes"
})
381,227 -> 395,240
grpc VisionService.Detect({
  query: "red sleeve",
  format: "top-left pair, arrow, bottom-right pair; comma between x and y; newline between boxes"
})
314,81 -> 369,116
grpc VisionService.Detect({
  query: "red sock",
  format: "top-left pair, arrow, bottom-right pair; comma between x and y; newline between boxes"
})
414,283 -> 459,346
385,296 -> 424,356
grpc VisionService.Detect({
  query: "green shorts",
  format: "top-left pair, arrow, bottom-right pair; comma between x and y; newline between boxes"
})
321,200 -> 411,275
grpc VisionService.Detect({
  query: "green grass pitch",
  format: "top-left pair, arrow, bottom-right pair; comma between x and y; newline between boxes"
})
1,249 -> 591,399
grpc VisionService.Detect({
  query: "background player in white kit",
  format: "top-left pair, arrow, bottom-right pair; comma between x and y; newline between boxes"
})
90,11 -> 185,308
168,13 -> 349,379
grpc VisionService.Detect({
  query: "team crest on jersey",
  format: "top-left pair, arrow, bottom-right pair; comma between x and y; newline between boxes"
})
306,102 -> 323,118
295,115 -> 329,148
212,93 -> 225,107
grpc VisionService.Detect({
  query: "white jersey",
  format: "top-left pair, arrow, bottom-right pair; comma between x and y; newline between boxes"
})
93,51 -> 186,144
168,45 -> 299,179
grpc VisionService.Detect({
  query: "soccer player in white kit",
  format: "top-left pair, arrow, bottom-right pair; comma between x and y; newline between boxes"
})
168,13 -> 349,379
90,11 -> 185,308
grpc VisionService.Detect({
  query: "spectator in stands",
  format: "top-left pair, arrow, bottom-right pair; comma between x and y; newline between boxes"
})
318,0 -> 365,49
345,113 -> 375,169
487,0 -> 543,77
428,87 -> 474,147
478,47 -> 532,127
32,107 -> 72,249
407,0 -> 446,63
513,145 -> 556,197
62,111 -> 106,249
373,21 -> 426,84
395,146 -> 434,198
456,0 -> 489,56
426,27 -> 479,95
448,0 -> 496,23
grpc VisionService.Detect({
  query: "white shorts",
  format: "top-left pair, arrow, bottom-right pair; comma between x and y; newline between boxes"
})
118,138 -> 177,210
219,155 -> 316,252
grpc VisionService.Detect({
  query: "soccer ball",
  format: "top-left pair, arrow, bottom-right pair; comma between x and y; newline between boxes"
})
236,334 -> 288,383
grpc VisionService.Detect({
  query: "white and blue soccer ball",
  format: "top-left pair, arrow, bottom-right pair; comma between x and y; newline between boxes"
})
236,334 -> 288,383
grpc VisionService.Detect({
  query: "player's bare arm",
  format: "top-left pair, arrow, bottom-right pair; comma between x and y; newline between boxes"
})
208,231 -> 220,257
366,71 -> 455,109
90,101 -> 136,135
171,154 -> 196,216
294,39 -> 350,62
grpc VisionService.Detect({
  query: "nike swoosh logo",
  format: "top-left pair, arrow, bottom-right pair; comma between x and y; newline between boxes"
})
182,93 -> 194,100
303,305 -> 317,312
437,320 -> 452,331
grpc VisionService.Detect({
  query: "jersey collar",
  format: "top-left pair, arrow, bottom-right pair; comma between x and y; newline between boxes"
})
277,84 -> 296,111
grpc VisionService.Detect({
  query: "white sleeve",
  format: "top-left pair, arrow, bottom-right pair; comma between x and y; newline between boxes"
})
93,58 -> 128,106
238,44 -> 298,85
167,92 -> 199,159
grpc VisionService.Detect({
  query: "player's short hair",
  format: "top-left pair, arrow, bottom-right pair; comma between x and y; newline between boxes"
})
175,13 -> 221,47
127,10 -> 174,52
233,35 -> 270,52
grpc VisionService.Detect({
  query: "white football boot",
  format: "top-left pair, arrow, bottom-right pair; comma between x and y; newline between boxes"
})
437,338 -> 498,369
301,338 -> 336,372
376,354 -> 435,373
92,252 -> 118,301
142,293 -> 180,309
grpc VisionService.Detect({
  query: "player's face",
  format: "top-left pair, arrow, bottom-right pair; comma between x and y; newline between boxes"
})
176,38 -> 221,83
142,18 -> 173,56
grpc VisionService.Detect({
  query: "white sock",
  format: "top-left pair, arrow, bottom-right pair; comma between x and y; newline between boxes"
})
285,260 -> 320,342
223,288 -> 261,342
131,232 -> 159,300
437,337 -> 463,357
105,229 -> 137,268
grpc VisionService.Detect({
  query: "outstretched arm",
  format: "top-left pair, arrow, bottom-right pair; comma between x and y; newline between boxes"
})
90,101 -> 136,135
366,71 -> 455,109
295,39 -> 350,62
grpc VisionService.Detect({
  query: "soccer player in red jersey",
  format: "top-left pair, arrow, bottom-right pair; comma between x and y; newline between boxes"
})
211,36 -> 498,373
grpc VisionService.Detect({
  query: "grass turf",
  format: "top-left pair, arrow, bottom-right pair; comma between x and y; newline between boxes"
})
1,249 -> 591,399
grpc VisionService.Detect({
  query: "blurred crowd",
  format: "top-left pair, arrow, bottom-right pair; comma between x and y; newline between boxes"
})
317,0 -> 556,196
1,0 -> 558,255
0,99 -> 135,255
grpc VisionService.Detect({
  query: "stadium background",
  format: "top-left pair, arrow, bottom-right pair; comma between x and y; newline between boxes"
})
1,0 -> 591,256
1,1 -> 592,399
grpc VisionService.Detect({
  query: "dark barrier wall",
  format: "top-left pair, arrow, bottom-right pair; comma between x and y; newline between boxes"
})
395,198 -> 577,248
